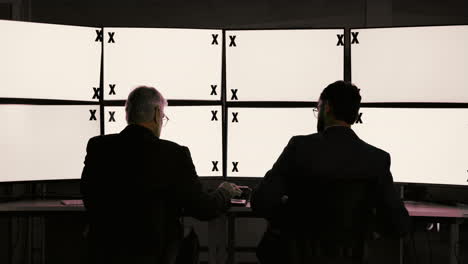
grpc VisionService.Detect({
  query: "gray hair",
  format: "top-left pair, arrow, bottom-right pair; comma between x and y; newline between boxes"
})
125,86 -> 167,124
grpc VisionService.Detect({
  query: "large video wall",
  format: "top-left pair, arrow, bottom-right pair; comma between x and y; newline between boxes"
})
1,19 -> 467,186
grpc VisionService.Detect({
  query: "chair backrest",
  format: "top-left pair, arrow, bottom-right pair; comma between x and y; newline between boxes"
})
278,179 -> 374,264
284,235 -> 365,264
285,178 -> 376,239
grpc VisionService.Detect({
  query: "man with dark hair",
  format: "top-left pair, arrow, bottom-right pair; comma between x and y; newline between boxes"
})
317,81 -> 362,133
81,86 -> 241,264
252,81 -> 410,264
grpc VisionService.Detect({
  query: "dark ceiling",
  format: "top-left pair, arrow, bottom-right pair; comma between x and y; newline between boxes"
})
26,0 -> 468,28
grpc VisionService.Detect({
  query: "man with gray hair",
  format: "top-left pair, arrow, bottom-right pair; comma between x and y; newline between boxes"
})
81,86 -> 241,264
124,86 -> 168,137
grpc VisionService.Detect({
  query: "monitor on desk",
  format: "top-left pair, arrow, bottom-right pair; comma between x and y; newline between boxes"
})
0,20 -> 101,101
0,105 -> 100,182
352,108 -> 468,186
351,26 -> 468,103
103,27 -> 222,101
226,29 -> 344,102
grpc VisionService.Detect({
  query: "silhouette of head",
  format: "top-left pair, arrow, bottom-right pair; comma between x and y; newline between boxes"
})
125,86 -> 168,137
317,81 -> 361,133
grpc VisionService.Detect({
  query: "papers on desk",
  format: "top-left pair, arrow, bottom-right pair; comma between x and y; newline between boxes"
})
231,199 -> 248,206
60,200 -> 84,206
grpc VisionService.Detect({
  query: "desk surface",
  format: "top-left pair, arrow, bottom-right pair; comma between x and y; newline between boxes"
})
0,199 -> 84,212
1,200 -> 468,218
404,200 -> 468,218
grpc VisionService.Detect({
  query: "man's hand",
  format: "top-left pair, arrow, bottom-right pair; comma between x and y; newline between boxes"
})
218,182 -> 242,197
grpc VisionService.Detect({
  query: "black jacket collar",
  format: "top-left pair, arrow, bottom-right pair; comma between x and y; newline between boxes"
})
322,126 -> 360,141
120,124 -> 158,141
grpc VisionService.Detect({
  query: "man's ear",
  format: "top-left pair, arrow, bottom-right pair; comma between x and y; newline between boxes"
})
154,106 -> 161,123
324,101 -> 332,114
324,101 -> 336,120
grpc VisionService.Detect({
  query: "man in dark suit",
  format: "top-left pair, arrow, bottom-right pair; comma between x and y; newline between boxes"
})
81,86 -> 241,264
251,81 -> 410,264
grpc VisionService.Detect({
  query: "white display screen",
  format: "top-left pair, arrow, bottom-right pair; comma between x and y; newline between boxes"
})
226,29 -> 344,102
103,28 -> 222,101
0,20 -> 101,101
352,26 -> 468,103
227,108 -> 315,177
0,105 -> 100,182
105,105 -> 222,176
352,108 -> 468,185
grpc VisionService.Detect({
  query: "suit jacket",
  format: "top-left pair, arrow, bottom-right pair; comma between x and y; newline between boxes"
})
252,126 -> 410,244
80,124 -> 230,260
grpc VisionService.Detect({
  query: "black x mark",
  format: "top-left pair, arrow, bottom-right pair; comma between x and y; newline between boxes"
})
108,32 -> 115,43
351,32 -> 360,44
211,85 -> 217,96
231,89 -> 238,100
95,30 -> 103,42
337,34 -> 344,46
211,34 -> 219,45
232,162 -> 239,172
109,84 -> 116,95
232,112 -> 239,123
92,87 -> 100,99
229,35 -> 237,47
211,110 -> 218,121
109,111 -> 116,122
212,161 -> 219,172
355,113 -> 363,124
89,110 -> 97,121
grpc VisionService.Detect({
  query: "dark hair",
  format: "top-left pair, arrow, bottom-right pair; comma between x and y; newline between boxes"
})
319,81 -> 361,124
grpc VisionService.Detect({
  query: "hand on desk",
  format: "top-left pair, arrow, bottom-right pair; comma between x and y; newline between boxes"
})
218,182 -> 243,198
281,195 -> 288,204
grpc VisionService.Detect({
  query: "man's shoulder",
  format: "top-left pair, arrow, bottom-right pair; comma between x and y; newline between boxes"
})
290,133 -> 324,145
88,134 -> 184,149
87,134 -> 120,147
86,135 -> 191,164
292,133 -> 390,158
358,139 -> 390,159
296,133 -> 321,140
362,141 -> 388,155
158,138 -> 188,152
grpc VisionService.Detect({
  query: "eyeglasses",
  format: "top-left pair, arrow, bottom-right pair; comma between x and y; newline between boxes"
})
313,101 -> 322,119
162,114 -> 169,126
